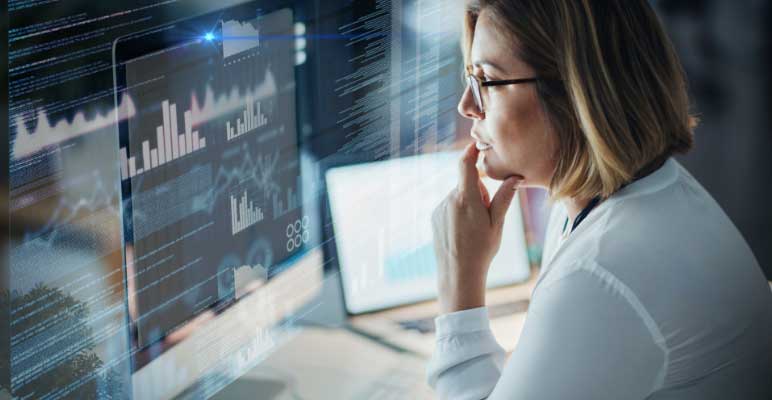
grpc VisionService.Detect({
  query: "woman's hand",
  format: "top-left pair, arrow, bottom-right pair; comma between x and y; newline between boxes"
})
431,143 -> 523,314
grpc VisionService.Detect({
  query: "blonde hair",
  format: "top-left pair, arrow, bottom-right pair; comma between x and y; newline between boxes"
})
463,0 -> 697,200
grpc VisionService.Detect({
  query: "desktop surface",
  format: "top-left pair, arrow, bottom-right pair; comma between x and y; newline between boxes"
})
211,270 -> 539,400
212,327 -> 433,400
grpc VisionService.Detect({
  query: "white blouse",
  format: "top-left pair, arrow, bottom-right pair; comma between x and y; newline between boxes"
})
426,158 -> 772,399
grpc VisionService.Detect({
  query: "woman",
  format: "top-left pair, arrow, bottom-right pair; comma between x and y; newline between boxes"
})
428,1 -> 772,399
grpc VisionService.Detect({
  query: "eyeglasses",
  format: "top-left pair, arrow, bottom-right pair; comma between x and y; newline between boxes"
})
465,65 -> 542,113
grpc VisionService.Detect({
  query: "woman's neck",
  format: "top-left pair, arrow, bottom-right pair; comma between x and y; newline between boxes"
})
563,155 -> 669,224
564,197 -> 593,225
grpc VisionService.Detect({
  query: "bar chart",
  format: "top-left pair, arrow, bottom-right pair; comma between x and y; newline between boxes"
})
120,100 -> 207,181
384,244 -> 437,282
272,186 -> 299,219
226,97 -> 268,141
231,189 -> 265,235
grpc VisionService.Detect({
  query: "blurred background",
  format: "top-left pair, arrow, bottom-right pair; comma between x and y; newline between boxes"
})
652,0 -> 772,279
2,1 -> 771,399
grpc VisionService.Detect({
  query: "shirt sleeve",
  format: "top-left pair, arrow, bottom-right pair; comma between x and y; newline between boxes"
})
426,307 -> 507,400
427,269 -> 665,400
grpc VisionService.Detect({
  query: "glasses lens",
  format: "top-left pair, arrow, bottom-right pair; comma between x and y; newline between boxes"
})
467,75 -> 483,112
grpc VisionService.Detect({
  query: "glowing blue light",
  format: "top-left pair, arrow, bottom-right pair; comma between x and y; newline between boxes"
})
204,32 -> 215,41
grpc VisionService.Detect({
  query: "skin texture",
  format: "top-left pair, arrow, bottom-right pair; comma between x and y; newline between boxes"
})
461,12 -> 557,188
432,143 -> 521,313
433,10 -> 588,313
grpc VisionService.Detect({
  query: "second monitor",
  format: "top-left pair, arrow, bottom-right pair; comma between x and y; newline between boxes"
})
326,150 -> 532,315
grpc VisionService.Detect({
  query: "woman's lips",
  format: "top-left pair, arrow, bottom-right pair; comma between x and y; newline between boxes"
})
471,132 -> 492,151
475,141 -> 492,151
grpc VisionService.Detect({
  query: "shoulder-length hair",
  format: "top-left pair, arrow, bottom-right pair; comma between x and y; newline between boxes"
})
464,0 -> 697,200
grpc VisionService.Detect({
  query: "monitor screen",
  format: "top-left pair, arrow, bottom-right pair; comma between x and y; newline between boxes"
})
7,0 -> 488,398
326,151 -> 531,314
114,4 -> 324,398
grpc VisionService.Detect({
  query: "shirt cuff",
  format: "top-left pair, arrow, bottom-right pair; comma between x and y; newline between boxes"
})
434,306 -> 491,338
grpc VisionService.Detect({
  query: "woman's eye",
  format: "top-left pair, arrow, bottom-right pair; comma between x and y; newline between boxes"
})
472,71 -> 487,81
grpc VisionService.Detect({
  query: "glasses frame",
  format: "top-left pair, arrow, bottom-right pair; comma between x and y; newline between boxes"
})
465,65 -> 542,113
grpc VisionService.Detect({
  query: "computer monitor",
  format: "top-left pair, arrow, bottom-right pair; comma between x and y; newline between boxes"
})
326,151 -> 532,315
8,0 -> 511,398
113,4 -> 323,399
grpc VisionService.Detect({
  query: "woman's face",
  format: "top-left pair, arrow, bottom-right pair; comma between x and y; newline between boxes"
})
459,10 -> 558,188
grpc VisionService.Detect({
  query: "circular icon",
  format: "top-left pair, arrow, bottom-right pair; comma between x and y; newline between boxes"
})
286,217 -> 311,253
286,223 -> 294,237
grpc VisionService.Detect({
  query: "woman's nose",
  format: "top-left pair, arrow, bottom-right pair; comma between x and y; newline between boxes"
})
457,85 -> 484,120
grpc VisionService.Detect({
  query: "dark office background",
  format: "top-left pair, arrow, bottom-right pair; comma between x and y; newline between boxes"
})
2,2 -> 770,287
0,0 -> 771,397
651,0 -> 772,279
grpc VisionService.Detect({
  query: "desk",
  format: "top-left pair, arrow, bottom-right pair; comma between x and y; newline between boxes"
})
215,269 -> 538,399
349,267 -> 538,356
212,327 -> 432,400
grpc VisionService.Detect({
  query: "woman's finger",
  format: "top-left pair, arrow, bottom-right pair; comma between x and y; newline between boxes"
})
458,142 -> 483,203
478,179 -> 490,207
489,176 -> 522,226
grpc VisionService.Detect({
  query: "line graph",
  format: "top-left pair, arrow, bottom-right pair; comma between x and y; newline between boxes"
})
222,19 -> 261,58
11,93 -> 136,159
12,67 -> 277,160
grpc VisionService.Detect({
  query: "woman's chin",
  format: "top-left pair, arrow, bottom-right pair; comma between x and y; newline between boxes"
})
479,157 -> 508,181
480,158 -> 524,183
